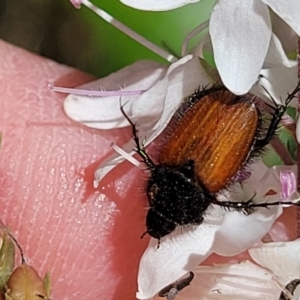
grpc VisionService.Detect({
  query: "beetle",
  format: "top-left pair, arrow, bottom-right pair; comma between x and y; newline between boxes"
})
121,83 -> 300,243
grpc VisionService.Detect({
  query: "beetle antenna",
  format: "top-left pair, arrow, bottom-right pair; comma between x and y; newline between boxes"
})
140,231 -> 161,248
212,197 -> 300,212
260,84 -> 278,108
257,75 -> 278,107
120,104 -> 155,169
140,231 -> 148,239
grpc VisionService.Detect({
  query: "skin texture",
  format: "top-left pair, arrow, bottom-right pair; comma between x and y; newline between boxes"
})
0,40 -> 297,299
0,40 -> 148,300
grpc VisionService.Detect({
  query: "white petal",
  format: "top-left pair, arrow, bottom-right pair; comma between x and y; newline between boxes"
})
181,20 -> 209,57
167,261 -> 281,300
137,161 -> 285,298
251,64 -> 298,105
137,203 -> 280,299
137,220 -> 219,299
263,33 -> 296,68
191,33 -> 222,83
228,161 -> 297,203
94,55 -> 211,186
64,60 -> 166,129
209,0 -> 271,94
271,11 -> 297,55
251,165 -> 298,202
249,239 -> 300,285
262,0 -> 300,36
244,163 -> 299,242
119,0 -> 200,11
243,159 -> 270,190
94,138 -> 139,188
213,207 -> 282,256
192,32 -> 212,59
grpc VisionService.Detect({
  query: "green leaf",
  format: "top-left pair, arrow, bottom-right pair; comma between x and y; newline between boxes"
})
285,106 -> 296,120
0,233 -> 15,292
261,146 -> 283,167
278,128 -> 297,162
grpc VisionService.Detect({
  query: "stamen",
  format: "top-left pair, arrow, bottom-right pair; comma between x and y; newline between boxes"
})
216,278 -> 278,294
181,20 -> 209,57
48,84 -> 145,97
110,142 -> 141,167
80,0 -> 178,63
280,170 -> 297,201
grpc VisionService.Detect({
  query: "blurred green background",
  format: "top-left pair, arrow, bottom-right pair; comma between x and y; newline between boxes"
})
0,0 -> 214,77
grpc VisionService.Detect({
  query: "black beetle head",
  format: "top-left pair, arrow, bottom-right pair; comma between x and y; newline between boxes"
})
145,208 -> 177,240
144,160 -> 210,240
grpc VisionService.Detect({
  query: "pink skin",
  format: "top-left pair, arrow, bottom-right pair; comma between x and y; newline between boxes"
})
0,40 -> 148,299
0,40 -> 297,299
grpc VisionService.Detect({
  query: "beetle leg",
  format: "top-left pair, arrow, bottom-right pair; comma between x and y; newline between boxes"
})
255,82 -> 300,148
212,198 -> 300,212
254,104 -> 286,148
211,198 -> 255,214
120,104 -> 155,169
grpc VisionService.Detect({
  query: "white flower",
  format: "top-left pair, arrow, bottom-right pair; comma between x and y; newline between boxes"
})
61,52 -> 299,299
249,239 -> 300,288
154,238 -> 300,300
63,0 -> 299,188
251,64 -> 298,106
62,3 -> 300,300
63,54 -> 211,187
154,260 -> 299,300
136,161 -> 300,299
120,0 -> 300,95
207,0 -> 298,95
138,208 -> 282,299
154,261 -> 281,300
62,57 -> 299,195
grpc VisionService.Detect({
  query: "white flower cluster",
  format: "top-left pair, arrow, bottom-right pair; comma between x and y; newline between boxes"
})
63,1 -> 300,299
121,0 -> 300,95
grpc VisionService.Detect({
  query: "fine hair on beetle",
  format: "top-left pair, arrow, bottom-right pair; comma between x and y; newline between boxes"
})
121,83 -> 300,245
162,85 -> 265,187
